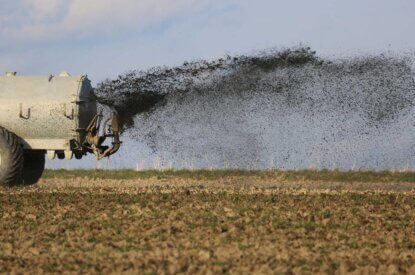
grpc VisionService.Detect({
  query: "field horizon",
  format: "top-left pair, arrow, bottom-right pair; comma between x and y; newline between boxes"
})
42,168 -> 415,183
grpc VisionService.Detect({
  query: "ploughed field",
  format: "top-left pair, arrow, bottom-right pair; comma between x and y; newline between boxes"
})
1,170 -> 415,274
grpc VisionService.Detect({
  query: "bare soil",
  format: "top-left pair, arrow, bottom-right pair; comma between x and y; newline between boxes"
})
1,177 -> 415,274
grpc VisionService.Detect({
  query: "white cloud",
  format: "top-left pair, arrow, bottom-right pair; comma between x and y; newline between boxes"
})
63,0 -> 202,32
1,0 -> 209,43
23,0 -> 63,20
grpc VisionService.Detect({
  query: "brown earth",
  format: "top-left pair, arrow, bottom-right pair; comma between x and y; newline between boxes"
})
1,177 -> 415,274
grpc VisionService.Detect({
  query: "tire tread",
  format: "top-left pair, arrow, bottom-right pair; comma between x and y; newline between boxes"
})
0,126 -> 24,185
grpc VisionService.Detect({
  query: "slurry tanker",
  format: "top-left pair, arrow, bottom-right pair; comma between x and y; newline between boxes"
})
0,72 -> 121,186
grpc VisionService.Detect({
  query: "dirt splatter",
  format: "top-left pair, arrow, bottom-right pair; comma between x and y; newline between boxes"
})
95,47 -> 321,129
95,47 -> 415,169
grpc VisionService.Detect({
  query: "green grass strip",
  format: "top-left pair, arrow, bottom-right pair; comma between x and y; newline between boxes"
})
42,169 -> 415,183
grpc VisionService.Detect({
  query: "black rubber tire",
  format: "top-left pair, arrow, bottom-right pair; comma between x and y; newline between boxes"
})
22,151 -> 45,185
0,127 -> 24,186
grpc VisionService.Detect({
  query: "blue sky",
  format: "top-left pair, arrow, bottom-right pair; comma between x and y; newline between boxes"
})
1,0 -> 415,84
1,0 -> 414,169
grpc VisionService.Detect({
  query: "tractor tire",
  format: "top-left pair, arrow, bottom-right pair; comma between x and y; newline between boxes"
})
0,127 -> 24,186
22,151 -> 45,185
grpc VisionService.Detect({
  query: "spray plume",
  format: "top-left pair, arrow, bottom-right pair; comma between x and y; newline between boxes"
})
95,47 -> 415,169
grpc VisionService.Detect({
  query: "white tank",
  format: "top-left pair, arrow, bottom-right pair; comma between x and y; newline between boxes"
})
0,72 -> 97,151
0,72 -> 120,186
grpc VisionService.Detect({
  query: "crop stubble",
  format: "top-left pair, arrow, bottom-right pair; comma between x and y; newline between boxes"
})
1,176 -> 415,274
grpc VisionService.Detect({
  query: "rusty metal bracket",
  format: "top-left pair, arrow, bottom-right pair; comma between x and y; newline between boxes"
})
64,108 -> 75,119
63,104 -> 74,119
84,112 -> 121,160
19,103 -> 31,119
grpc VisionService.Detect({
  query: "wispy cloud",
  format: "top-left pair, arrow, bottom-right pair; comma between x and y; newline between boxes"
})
1,0 -> 210,44
1,0 -> 414,81
23,0 -> 63,19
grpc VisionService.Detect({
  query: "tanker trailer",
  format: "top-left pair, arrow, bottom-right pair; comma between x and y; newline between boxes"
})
0,72 -> 121,186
